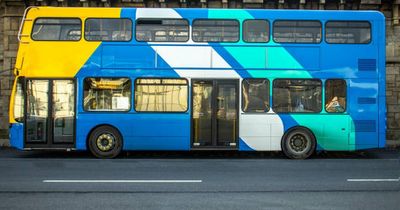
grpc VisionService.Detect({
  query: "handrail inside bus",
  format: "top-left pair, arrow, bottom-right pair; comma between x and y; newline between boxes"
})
17,6 -> 38,42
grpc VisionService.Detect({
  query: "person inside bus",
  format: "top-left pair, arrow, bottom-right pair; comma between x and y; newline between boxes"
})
325,96 -> 345,112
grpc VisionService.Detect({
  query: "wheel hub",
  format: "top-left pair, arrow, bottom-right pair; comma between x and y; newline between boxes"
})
96,133 -> 115,152
289,134 -> 308,152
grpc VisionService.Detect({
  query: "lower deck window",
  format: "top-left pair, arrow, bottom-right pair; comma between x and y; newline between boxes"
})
135,78 -> 188,112
242,79 -> 270,112
83,78 -> 131,111
273,79 -> 322,113
325,79 -> 346,113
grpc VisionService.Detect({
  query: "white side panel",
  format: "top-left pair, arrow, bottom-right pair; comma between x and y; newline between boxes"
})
175,70 -> 240,78
239,114 -> 284,151
154,46 -> 211,68
136,8 -> 181,19
211,50 -> 231,68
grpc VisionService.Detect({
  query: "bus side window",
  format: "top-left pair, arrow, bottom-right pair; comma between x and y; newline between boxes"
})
31,18 -> 81,41
325,79 -> 346,113
85,18 -> 132,42
273,20 -> 321,44
243,20 -> 270,43
325,21 -> 371,44
272,79 -> 322,113
242,79 -> 270,113
83,78 -> 131,111
135,19 -> 189,42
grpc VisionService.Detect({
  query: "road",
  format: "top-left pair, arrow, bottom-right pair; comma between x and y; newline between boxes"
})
0,148 -> 399,210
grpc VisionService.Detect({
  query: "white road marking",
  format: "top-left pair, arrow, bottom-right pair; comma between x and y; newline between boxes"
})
43,180 -> 202,183
347,178 -> 399,182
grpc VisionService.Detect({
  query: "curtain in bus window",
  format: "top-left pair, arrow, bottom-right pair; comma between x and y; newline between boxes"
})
85,19 -> 132,41
242,79 -> 270,112
273,79 -> 322,113
136,19 -> 189,42
31,18 -> 81,41
135,79 -> 188,112
192,19 -> 239,42
325,21 -> 371,44
83,78 -> 131,111
273,20 -> 321,43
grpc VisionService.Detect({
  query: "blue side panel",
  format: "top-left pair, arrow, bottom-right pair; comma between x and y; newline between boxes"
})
9,123 -> 24,150
277,114 -> 299,132
75,113 -> 190,151
238,138 -> 254,151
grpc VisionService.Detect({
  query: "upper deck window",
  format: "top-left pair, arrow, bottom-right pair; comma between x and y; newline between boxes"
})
85,18 -> 132,41
273,20 -> 321,43
243,20 -> 270,43
192,19 -> 239,42
31,18 -> 81,41
325,21 -> 371,44
136,19 -> 189,42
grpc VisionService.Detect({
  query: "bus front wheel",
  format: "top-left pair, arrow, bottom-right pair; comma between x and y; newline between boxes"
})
281,127 -> 316,159
88,125 -> 123,159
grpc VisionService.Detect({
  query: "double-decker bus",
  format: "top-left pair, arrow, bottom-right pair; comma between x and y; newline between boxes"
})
9,7 -> 386,159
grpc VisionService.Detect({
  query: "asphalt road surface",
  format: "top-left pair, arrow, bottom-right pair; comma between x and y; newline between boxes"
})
0,148 -> 399,210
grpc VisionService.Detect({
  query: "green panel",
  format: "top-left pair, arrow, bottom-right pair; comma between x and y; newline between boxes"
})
267,47 -> 304,69
208,9 -> 253,20
224,47 -> 266,69
289,114 -> 356,151
247,70 -> 312,79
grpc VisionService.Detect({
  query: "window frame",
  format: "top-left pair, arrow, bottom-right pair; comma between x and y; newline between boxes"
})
272,20 -> 323,44
84,18 -> 133,42
134,77 -> 189,113
135,18 -> 190,43
83,77 -> 132,112
272,78 -> 323,114
241,78 -> 270,113
192,18 -> 240,43
324,79 -> 347,113
325,20 -> 372,45
31,17 -> 82,41
242,19 -> 270,43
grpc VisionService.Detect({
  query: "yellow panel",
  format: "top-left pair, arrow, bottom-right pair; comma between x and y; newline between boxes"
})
16,7 -> 122,78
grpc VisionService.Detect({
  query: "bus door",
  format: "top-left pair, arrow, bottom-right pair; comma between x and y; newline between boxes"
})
24,79 -> 75,148
191,80 -> 238,148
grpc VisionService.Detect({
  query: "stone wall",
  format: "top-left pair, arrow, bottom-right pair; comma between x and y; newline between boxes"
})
0,0 -> 399,146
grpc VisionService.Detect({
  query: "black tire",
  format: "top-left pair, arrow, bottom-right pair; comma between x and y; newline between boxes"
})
281,127 -> 316,159
88,126 -> 123,159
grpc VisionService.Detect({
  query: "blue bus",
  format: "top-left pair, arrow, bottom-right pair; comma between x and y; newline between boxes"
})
9,7 -> 386,159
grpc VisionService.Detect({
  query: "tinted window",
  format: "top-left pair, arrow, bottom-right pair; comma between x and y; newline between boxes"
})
273,20 -> 321,43
326,21 -> 371,44
243,20 -> 270,43
242,79 -> 269,112
135,79 -> 188,112
32,18 -> 81,41
136,19 -> 189,42
85,18 -> 132,41
193,19 -> 239,42
325,79 -> 346,113
273,79 -> 322,113
83,78 -> 131,111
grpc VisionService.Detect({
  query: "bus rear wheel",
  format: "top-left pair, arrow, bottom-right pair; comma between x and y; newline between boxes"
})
281,127 -> 316,159
88,126 -> 122,159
